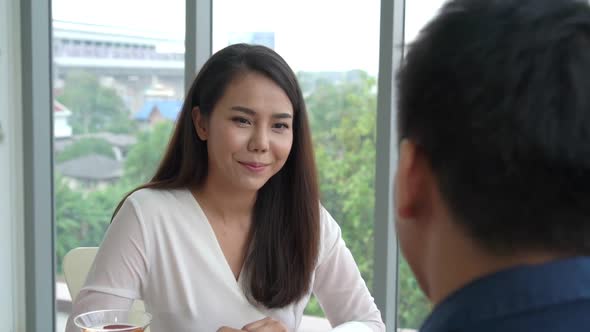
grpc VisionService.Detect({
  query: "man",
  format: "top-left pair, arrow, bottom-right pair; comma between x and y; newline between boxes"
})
394,0 -> 590,331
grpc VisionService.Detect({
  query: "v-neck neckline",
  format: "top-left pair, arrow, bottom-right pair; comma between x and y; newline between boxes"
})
184,187 -> 247,285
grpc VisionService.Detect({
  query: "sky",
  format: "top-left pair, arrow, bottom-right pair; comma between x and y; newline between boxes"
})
52,0 -> 448,74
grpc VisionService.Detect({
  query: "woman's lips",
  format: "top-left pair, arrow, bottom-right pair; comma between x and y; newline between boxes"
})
239,161 -> 269,173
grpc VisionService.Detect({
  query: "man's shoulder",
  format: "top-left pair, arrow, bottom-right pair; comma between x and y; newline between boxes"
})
453,301 -> 590,332
422,258 -> 590,332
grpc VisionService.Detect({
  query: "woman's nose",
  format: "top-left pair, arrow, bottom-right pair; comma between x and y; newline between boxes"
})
247,127 -> 269,153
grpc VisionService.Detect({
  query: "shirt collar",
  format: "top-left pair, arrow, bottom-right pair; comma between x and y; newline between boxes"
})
420,256 -> 590,332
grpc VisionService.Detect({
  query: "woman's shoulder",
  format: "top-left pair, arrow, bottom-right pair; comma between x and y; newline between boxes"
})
127,187 -> 187,204
317,204 -> 344,262
319,204 -> 341,237
116,187 -> 202,234
124,187 -> 192,216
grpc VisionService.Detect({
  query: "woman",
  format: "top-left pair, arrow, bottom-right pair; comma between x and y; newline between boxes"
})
66,44 -> 384,332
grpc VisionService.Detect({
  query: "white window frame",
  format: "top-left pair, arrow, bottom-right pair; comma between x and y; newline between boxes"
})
1,0 -> 26,331
374,0 -> 406,329
20,0 -> 55,330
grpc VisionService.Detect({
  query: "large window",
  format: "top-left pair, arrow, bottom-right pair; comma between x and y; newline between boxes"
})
51,1 -> 185,330
38,0 -> 447,331
213,0 -> 381,324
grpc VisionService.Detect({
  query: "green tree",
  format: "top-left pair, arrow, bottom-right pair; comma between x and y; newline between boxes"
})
56,122 -> 174,273
302,70 -> 430,328
123,121 -> 174,185
55,173 -> 132,273
306,70 -> 377,287
55,137 -> 115,163
57,70 -> 136,134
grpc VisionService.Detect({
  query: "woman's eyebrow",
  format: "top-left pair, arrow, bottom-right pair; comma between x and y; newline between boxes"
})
230,106 -> 293,119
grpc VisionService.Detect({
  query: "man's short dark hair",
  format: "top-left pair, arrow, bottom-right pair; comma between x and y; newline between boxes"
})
397,0 -> 590,255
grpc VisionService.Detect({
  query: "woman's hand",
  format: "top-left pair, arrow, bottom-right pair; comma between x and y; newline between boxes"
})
217,327 -> 244,332
242,317 -> 288,332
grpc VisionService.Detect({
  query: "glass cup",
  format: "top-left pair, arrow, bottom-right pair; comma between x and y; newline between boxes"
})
74,309 -> 152,332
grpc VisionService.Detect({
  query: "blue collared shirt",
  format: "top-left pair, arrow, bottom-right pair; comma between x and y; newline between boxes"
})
420,257 -> 590,332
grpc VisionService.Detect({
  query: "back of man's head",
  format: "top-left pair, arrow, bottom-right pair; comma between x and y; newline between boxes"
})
397,0 -> 590,255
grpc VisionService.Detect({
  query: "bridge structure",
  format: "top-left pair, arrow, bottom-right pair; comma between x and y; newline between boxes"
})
52,20 -> 186,114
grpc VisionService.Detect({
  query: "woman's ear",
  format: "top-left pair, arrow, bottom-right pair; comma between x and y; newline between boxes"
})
192,106 -> 208,141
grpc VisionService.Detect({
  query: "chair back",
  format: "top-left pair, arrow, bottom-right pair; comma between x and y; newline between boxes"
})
63,247 -> 145,311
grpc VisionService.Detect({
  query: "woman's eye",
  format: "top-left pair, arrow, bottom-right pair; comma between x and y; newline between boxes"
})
232,117 -> 251,126
273,123 -> 290,129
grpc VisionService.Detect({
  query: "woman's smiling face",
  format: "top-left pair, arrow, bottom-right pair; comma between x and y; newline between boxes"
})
193,71 -> 294,193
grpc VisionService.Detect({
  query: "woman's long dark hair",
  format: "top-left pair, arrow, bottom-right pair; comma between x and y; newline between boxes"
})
113,44 -> 320,308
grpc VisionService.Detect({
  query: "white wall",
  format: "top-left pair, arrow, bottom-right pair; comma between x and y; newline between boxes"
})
0,0 -> 25,330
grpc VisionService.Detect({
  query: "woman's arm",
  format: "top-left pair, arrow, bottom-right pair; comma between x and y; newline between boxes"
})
65,195 -> 150,332
312,207 -> 385,332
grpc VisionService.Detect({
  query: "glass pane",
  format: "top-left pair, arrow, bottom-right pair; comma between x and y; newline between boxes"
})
396,0 -> 448,330
214,0 -> 380,329
51,1 -> 185,330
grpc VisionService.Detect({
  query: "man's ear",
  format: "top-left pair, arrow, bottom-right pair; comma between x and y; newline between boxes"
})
192,106 -> 208,141
395,139 -> 424,220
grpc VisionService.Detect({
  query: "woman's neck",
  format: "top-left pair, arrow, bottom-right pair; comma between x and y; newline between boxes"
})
193,178 -> 256,223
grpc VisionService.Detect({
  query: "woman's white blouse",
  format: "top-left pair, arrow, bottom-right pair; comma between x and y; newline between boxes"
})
66,188 -> 385,332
